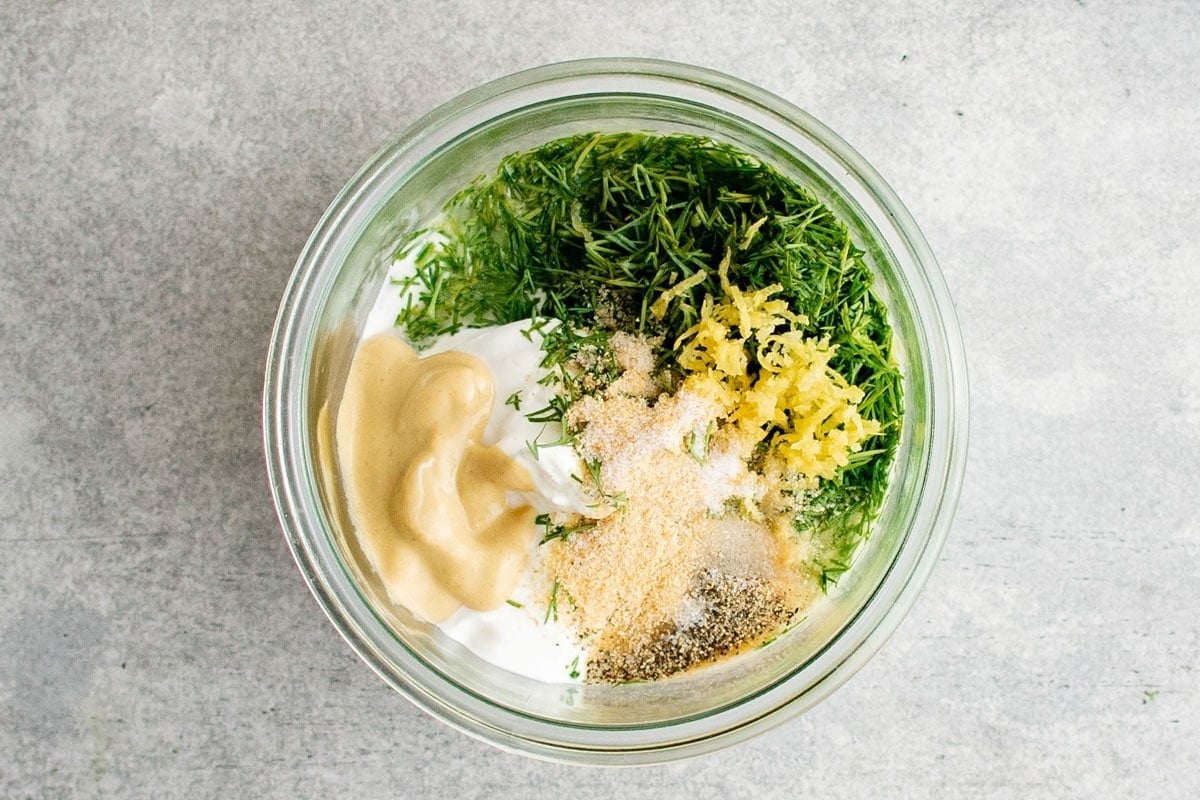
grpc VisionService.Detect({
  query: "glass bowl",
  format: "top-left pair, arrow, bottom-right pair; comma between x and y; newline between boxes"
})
263,58 -> 968,764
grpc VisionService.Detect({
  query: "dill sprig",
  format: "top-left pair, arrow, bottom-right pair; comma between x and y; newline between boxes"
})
393,132 -> 902,587
544,579 -> 561,624
534,512 -> 596,546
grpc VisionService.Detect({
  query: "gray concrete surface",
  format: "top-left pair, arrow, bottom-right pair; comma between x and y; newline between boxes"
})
2,1 -> 1197,797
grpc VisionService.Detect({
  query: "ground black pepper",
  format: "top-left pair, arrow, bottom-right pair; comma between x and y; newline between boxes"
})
590,570 -> 795,682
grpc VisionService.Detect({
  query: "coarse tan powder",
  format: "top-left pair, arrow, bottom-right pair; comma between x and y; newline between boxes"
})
546,333 -> 812,681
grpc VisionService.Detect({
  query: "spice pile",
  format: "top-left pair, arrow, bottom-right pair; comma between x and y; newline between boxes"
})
544,333 -> 797,680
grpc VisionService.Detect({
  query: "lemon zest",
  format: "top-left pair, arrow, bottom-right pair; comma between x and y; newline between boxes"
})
675,277 -> 880,481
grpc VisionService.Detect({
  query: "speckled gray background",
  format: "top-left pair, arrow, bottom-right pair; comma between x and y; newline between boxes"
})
2,1 -> 1197,797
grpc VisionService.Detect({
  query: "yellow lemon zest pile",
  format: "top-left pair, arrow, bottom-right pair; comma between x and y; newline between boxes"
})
661,252 -> 881,482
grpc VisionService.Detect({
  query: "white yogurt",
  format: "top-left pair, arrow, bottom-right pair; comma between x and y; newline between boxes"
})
437,544 -> 585,683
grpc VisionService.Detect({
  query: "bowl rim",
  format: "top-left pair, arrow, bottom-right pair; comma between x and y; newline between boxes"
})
263,56 -> 969,765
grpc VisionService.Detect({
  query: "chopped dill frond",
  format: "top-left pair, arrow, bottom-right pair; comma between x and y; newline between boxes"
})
544,579 -> 561,624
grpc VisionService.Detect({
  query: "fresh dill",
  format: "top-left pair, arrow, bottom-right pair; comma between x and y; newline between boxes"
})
544,579 -> 561,624
684,421 -> 715,464
579,456 -> 626,509
816,556 -> 852,593
524,395 -> 569,425
535,512 -> 595,546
